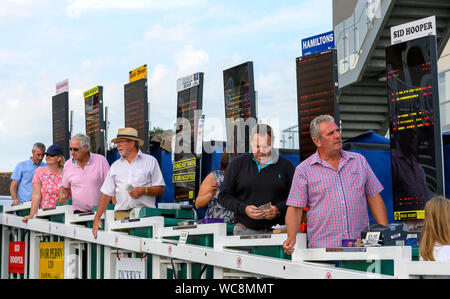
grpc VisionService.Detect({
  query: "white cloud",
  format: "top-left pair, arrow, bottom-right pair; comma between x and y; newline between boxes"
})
0,0 -> 56,18
175,45 -> 209,75
0,82 -> 53,171
145,24 -> 193,42
0,50 -> 37,66
66,0 -> 207,18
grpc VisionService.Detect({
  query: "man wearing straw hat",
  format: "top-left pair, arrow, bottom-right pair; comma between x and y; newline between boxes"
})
92,128 -> 165,238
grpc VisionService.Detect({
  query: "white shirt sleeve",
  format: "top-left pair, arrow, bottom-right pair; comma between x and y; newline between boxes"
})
100,168 -> 116,197
150,159 -> 165,187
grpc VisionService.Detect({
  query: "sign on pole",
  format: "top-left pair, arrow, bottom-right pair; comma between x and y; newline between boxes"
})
391,16 -> 436,45
301,31 -> 335,56
115,258 -> 146,279
8,241 -> 25,274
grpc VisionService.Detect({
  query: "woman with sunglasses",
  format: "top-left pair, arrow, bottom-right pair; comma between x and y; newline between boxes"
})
22,144 -> 68,222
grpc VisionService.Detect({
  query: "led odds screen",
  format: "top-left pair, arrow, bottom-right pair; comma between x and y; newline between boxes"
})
52,91 -> 70,160
124,78 -> 149,153
173,73 -> 204,204
84,86 -> 105,155
386,35 -> 443,221
296,49 -> 339,161
223,62 -> 257,155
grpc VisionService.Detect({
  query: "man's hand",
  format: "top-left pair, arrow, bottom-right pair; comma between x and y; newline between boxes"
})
92,217 -> 102,239
129,187 -> 145,199
58,188 -> 69,204
263,205 -> 278,220
22,215 -> 33,223
283,237 -> 296,255
11,198 -> 20,206
245,205 -> 265,220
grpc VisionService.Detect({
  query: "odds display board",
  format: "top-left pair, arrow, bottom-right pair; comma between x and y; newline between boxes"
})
296,49 -> 339,161
124,77 -> 149,153
84,86 -> 105,155
173,72 -> 204,204
223,62 -> 257,155
52,91 -> 70,160
386,35 -> 443,221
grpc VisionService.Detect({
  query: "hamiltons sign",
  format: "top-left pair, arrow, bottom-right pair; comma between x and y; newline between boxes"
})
301,31 -> 335,56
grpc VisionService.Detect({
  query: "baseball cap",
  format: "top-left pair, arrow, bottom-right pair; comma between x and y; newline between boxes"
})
45,144 -> 64,156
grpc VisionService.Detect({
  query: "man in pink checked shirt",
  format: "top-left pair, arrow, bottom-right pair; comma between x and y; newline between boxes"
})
283,115 -> 388,252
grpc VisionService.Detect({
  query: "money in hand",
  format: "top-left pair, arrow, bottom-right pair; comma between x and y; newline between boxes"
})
257,202 -> 271,210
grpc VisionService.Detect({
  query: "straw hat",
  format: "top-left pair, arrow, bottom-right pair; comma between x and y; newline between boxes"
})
111,128 -> 144,147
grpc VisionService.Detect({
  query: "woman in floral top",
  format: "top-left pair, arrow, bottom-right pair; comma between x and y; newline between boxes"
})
195,150 -> 234,224
23,144 -> 67,222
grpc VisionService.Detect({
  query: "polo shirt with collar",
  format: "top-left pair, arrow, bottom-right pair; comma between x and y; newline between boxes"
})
62,153 -> 110,212
11,158 -> 46,202
100,150 -> 165,211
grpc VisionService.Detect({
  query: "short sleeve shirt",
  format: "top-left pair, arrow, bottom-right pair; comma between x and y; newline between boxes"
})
286,150 -> 383,248
32,166 -> 65,209
101,151 -> 165,211
11,158 -> 46,202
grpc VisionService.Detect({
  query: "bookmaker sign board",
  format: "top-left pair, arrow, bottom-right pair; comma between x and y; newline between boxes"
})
52,90 -> 70,160
9,241 -> 25,274
296,49 -> 339,161
302,31 -> 335,56
124,67 -> 149,153
173,72 -> 204,205
84,86 -> 105,155
39,242 -> 64,279
391,16 -> 436,45
223,62 -> 257,156
386,35 -> 443,221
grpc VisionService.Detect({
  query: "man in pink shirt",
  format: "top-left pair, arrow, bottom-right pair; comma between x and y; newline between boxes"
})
283,115 -> 388,251
59,134 -> 110,212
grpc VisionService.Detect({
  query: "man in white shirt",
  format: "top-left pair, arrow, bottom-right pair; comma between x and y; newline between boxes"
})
92,128 -> 165,238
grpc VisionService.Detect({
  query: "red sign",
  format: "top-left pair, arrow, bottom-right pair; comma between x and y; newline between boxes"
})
9,241 -> 25,274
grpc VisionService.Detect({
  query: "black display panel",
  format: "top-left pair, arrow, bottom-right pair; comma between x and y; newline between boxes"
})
386,35 -> 443,221
223,62 -> 257,156
296,49 -> 339,161
124,78 -> 149,153
52,92 -> 70,160
173,73 -> 204,204
84,86 -> 105,155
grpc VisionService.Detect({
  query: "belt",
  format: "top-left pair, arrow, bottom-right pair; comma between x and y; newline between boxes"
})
235,222 -> 272,233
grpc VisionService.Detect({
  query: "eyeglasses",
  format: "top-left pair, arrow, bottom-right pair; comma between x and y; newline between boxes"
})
69,147 -> 80,152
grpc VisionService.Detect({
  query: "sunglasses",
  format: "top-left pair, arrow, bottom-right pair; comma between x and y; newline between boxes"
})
45,154 -> 58,157
69,147 -> 80,152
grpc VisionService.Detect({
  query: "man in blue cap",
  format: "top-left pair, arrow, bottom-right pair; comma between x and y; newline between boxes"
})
10,142 -> 47,205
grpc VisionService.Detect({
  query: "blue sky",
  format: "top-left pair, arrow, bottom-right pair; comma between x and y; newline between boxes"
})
0,0 -> 332,171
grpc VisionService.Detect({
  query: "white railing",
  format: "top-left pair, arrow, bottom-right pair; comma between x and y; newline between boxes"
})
1,200 -> 449,279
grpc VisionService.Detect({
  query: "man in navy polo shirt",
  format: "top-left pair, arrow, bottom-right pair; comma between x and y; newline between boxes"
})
218,124 -> 295,235
10,142 -> 46,205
